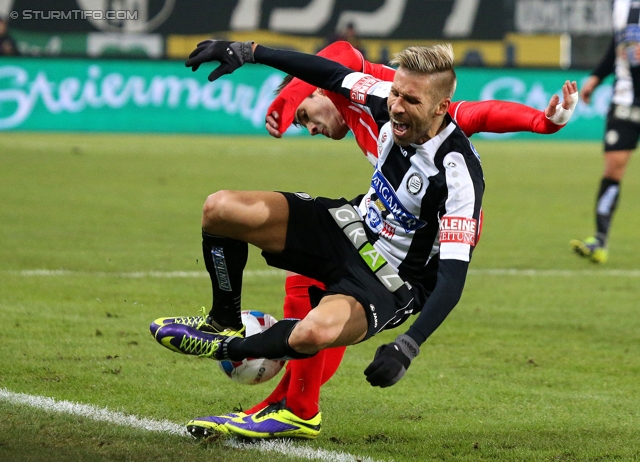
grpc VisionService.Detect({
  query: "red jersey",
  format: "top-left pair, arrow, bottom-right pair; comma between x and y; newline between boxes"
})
268,41 -> 564,167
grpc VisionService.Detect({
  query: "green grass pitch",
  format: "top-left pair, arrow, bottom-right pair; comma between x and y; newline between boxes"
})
0,132 -> 639,461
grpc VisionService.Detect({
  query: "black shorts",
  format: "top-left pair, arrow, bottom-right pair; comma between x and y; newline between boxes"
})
604,105 -> 640,151
262,192 -> 427,340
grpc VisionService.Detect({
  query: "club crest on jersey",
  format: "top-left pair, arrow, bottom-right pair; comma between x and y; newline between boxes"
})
366,205 -> 383,233
350,76 -> 379,105
439,216 -> 477,245
371,170 -> 424,233
406,173 -> 423,195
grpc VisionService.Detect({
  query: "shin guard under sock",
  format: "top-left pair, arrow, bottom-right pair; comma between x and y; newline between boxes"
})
245,274 -> 319,414
202,230 -> 247,330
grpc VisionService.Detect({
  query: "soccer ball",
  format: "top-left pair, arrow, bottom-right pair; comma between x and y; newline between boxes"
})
218,310 -> 286,385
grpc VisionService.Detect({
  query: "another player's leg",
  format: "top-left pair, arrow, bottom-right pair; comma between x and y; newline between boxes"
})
185,274 -> 310,439
571,150 -> 630,263
221,295 -> 365,439
212,347 -> 345,440
243,274 -> 319,414
186,274 -> 347,439
237,275 -> 332,437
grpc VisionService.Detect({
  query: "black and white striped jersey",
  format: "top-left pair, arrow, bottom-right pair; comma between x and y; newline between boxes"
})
324,71 -> 484,288
254,47 -> 484,289
610,0 -> 640,106
253,44 -> 484,344
357,117 -> 484,289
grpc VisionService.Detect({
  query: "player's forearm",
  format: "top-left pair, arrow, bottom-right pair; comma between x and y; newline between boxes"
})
496,102 -> 563,134
458,100 -> 561,136
404,259 -> 468,345
254,44 -> 352,94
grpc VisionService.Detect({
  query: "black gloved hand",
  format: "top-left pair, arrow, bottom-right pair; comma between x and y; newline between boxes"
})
364,334 -> 420,388
185,40 -> 255,81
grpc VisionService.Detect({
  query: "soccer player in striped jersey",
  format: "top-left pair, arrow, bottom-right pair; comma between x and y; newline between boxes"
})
150,40 -> 578,439
150,39 -> 572,438
571,0 -> 640,263
206,42 -> 577,439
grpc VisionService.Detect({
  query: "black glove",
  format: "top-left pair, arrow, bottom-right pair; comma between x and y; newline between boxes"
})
364,334 -> 420,388
185,40 -> 255,82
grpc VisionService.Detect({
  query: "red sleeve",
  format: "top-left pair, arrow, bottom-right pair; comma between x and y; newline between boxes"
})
267,41 -> 395,134
362,61 -> 396,82
449,100 -> 563,137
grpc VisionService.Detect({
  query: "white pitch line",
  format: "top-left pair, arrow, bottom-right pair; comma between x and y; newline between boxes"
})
0,388 -> 381,462
467,268 -> 640,277
0,388 -> 187,436
226,438 -> 383,462
11,268 -> 640,278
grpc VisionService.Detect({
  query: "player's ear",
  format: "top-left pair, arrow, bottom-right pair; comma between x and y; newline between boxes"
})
315,88 -> 325,96
435,97 -> 451,116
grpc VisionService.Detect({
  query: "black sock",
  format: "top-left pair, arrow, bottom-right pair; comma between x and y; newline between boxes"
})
202,230 -> 247,330
219,319 -> 315,361
595,177 -> 620,246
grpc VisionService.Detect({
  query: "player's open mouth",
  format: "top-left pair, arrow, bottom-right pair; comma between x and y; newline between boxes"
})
392,121 -> 408,137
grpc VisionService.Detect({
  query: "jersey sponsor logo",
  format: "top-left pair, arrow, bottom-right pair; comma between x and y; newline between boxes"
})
359,242 -> 387,272
439,216 -> 477,245
406,173 -> 423,195
350,75 -> 379,105
211,246 -> 232,291
371,170 -> 424,233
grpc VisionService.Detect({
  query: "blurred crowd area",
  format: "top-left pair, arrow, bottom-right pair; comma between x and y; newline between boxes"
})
0,0 -> 612,69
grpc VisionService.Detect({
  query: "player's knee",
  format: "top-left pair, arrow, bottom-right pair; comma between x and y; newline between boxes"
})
290,318 -> 338,353
202,190 -> 236,227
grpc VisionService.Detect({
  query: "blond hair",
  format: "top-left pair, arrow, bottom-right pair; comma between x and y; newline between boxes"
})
390,44 -> 457,99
